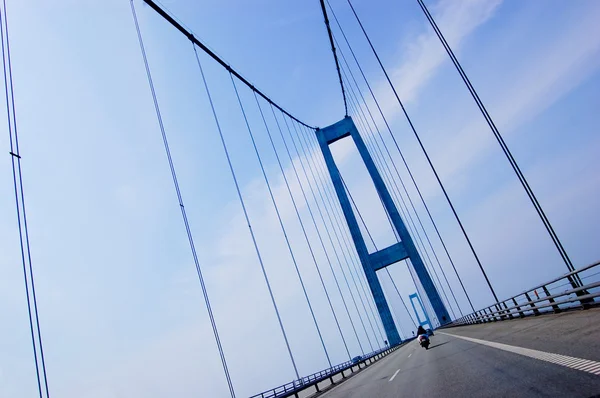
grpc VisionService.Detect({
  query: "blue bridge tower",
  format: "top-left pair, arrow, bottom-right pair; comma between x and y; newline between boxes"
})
316,117 -> 450,345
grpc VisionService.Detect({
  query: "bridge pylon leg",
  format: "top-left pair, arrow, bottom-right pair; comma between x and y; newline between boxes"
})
316,117 -> 451,345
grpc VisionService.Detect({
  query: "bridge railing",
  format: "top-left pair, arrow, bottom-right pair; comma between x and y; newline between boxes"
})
249,342 -> 407,398
448,261 -> 600,326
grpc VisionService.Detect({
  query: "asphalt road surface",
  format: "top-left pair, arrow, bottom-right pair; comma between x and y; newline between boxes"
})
320,309 -> 600,397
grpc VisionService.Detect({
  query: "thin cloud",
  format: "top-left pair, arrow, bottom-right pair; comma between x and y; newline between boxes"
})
377,0 -> 503,112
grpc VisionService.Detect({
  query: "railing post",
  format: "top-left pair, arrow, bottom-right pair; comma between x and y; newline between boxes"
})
488,308 -> 497,322
477,311 -> 484,323
566,272 -> 593,306
495,304 -> 505,320
512,297 -> 525,318
542,285 -> 561,313
502,302 -> 513,319
524,292 -> 541,316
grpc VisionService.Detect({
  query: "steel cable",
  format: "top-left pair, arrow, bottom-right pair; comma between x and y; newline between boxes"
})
230,74 -> 332,367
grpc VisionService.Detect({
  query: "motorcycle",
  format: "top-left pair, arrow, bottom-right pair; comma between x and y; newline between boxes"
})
418,334 -> 430,349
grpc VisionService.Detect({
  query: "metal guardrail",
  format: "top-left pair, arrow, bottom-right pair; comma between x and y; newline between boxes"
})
249,262 -> 599,398
448,261 -> 600,327
249,342 -> 408,398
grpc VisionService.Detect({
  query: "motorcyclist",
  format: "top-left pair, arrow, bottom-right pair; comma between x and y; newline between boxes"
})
416,325 -> 426,336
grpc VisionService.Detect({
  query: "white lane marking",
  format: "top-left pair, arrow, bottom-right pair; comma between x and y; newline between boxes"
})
440,332 -> 600,376
389,369 -> 400,382
408,353 -> 412,358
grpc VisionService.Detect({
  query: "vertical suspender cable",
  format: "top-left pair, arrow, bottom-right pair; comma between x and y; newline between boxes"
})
191,43 -> 300,380
336,40 -> 463,316
304,126 -> 391,343
344,74 -> 457,319
230,74 -> 332,368
415,0 -> 579,282
295,121 -> 383,347
345,0 -> 499,303
130,2 -> 236,396
346,99 -> 447,322
313,172 -> 387,342
284,115 -> 375,352
299,125 -> 387,342
1,1 -> 50,396
342,176 -> 418,329
255,95 -> 352,360
348,71 -> 457,322
272,105 -> 366,355
326,0 -> 475,312
290,119 -> 377,350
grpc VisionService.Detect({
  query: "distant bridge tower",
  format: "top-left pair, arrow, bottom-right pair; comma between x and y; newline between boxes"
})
409,292 -> 433,331
316,117 -> 450,345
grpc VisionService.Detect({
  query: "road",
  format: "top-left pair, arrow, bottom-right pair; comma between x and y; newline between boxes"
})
319,308 -> 600,397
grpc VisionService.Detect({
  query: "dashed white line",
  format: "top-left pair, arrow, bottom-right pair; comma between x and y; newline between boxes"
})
408,353 -> 412,358
440,332 -> 600,376
389,369 -> 400,382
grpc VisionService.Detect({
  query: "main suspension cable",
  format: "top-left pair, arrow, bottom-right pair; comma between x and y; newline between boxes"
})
345,0 -> 499,302
415,0 -> 578,280
140,0 -> 316,129
319,0 -> 348,116
2,1 -> 50,396
130,2 -> 236,395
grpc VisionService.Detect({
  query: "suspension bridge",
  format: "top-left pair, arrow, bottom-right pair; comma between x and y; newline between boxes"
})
3,0 -> 599,397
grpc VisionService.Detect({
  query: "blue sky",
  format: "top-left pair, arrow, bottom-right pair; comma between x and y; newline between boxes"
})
1,0 -> 599,397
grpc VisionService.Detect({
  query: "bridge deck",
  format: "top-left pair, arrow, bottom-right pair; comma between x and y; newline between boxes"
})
318,308 -> 600,397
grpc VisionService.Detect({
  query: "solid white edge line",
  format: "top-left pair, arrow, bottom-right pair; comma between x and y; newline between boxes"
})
440,332 -> 600,377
